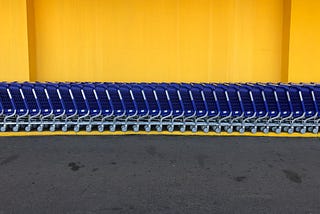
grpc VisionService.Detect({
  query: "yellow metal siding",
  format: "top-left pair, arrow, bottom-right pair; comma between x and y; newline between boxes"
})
0,0 -> 30,81
288,0 -> 320,82
0,0 -> 319,83
28,0 -> 287,82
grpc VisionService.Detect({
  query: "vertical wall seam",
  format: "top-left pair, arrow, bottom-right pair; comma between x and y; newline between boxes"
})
26,0 -> 37,81
281,0 -> 292,82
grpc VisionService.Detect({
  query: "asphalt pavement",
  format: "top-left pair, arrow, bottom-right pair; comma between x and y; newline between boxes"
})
0,135 -> 319,214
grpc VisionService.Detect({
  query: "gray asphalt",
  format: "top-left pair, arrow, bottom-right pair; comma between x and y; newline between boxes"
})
0,136 -> 320,214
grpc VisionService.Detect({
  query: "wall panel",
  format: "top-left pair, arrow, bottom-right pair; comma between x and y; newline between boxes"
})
288,0 -> 320,82
30,0 -> 287,82
0,0 -> 30,81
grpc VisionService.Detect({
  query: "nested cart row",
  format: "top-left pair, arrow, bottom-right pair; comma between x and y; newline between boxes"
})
0,82 -> 319,134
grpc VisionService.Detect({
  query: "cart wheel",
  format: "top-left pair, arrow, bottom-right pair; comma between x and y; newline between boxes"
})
0,126 -> 6,132
86,125 -> 92,132
121,125 -> 127,132
191,127 -> 197,133
98,125 -> 104,132
227,128 -> 233,133
263,128 -> 269,134
144,125 -> 151,132
215,127 -> 221,133
37,125 -> 43,132
202,126 -> 209,133
133,125 -> 139,132
313,128 -> 319,134
49,125 -> 55,132
239,128 -> 245,133
300,128 -> 306,134
180,126 -> 186,132
251,128 -> 257,134
275,128 -> 281,134
167,125 -> 174,132
62,125 -> 68,132
156,125 -> 162,132
12,125 -> 19,132
110,125 -> 116,132
287,128 -> 294,134
74,125 -> 80,132
25,126 -> 31,132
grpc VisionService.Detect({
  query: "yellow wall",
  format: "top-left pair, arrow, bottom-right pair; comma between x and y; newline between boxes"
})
288,0 -> 320,82
30,0 -> 287,82
1,0 -> 319,83
0,0 -> 30,81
